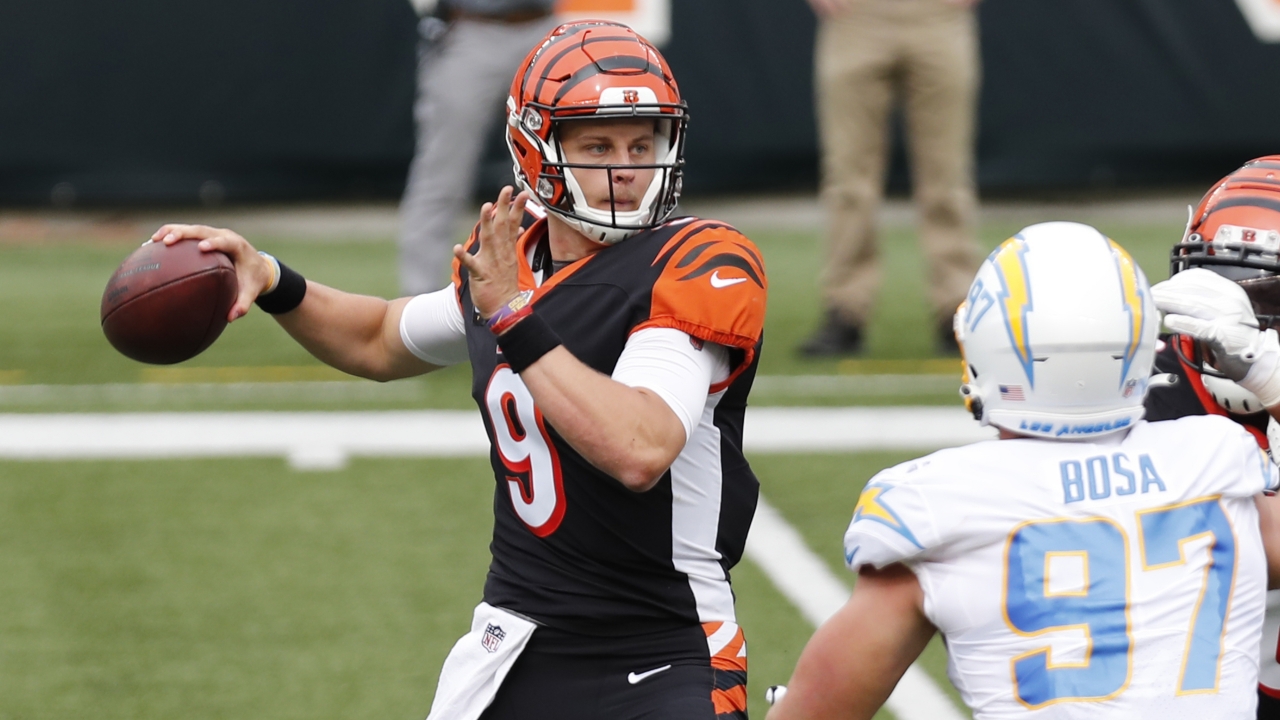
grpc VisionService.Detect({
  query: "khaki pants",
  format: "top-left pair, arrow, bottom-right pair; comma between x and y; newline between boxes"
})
815,0 -> 980,326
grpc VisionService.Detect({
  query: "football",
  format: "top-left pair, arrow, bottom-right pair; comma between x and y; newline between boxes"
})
100,240 -> 238,364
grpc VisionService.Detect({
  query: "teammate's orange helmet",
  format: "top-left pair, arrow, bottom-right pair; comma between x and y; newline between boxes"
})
1168,156 -> 1280,407
1171,155 -> 1280,327
506,21 -> 688,244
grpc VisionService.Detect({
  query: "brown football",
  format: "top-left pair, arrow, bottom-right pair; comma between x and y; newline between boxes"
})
100,240 -> 238,364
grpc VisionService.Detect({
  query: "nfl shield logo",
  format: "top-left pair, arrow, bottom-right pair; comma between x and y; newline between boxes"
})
481,623 -> 506,653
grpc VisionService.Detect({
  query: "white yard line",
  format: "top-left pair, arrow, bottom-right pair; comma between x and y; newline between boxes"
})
0,406 -> 980,716
745,498 -> 968,720
0,407 -> 992,467
0,381 -> 425,407
750,374 -> 960,398
0,375 -> 963,408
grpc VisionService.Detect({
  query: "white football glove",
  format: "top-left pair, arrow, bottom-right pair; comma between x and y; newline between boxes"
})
765,685 -> 787,705
1152,268 -> 1280,407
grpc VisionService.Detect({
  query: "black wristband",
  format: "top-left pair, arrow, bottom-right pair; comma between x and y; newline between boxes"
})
255,260 -> 307,315
496,313 -> 562,373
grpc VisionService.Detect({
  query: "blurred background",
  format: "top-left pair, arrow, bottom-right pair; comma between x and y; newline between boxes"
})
1,1 -> 1279,719
4,0 -> 1280,203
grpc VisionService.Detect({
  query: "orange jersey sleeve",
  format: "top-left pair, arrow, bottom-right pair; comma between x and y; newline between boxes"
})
636,222 -> 767,362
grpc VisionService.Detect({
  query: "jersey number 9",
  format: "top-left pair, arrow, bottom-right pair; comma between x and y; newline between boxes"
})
485,366 -> 566,537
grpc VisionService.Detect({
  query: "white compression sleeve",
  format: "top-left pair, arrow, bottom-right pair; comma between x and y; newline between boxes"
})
399,288 -> 469,367
612,327 -> 731,442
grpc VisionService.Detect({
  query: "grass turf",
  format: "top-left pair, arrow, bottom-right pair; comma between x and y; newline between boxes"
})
0,212 -> 1190,716
0,217 -> 1183,411
0,454 -> 897,720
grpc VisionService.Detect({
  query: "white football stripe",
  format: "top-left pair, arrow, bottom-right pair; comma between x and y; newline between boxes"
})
0,407 -> 991,461
746,497 -> 968,720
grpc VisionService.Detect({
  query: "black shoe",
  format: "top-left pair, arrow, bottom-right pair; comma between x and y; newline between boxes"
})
936,317 -> 960,356
798,311 -> 864,357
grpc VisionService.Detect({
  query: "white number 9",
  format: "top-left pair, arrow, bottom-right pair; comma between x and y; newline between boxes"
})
484,366 -> 566,537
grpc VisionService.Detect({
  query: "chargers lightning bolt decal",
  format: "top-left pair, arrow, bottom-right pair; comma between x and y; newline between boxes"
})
1107,238 -> 1146,388
851,482 -> 922,549
991,236 -> 1036,387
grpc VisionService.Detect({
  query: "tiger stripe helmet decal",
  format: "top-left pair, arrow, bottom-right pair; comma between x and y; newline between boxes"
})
506,21 -> 688,245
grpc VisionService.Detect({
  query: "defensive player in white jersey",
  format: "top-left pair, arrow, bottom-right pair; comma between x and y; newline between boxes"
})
768,222 -> 1280,720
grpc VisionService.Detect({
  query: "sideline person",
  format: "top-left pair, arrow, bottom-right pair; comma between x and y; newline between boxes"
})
799,0 -> 981,357
399,0 -> 558,295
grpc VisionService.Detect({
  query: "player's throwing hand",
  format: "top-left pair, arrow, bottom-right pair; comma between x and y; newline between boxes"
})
149,223 -> 276,322
454,186 -> 530,321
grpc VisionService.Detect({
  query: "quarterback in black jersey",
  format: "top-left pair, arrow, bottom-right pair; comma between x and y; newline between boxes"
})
1146,156 -> 1280,718
149,21 -> 763,720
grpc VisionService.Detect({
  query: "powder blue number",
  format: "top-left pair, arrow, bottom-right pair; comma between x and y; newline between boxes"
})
1005,520 -> 1131,708
1137,498 -> 1236,693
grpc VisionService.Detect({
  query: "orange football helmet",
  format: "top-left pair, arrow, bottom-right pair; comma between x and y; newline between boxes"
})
1171,155 -> 1280,328
506,21 -> 688,244
1169,155 -> 1280,406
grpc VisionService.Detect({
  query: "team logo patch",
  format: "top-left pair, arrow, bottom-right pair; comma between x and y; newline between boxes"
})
852,482 -> 923,549
481,623 -> 506,653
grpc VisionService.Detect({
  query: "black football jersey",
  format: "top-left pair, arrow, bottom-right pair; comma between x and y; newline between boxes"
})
1144,333 -> 1269,449
451,209 -> 767,637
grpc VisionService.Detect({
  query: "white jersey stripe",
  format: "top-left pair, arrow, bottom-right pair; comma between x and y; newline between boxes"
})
669,389 -> 735,623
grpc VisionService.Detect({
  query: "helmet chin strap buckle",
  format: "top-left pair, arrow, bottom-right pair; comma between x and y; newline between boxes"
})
1147,373 -> 1180,390
960,384 -> 984,422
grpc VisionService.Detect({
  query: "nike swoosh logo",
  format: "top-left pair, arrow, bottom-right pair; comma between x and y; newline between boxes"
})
709,271 -> 747,288
627,664 -> 673,685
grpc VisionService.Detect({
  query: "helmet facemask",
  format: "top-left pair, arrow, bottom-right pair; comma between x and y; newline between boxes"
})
509,102 -> 687,245
1167,167 -> 1280,406
505,21 -> 689,245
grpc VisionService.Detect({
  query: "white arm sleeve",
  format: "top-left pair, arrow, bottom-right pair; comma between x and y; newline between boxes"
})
398,288 -> 469,367
612,327 -> 731,442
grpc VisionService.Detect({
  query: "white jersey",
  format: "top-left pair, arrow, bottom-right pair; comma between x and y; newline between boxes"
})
844,416 -> 1279,720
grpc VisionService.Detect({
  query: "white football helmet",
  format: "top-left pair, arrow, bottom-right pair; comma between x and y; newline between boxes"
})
955,222 -> 1158,440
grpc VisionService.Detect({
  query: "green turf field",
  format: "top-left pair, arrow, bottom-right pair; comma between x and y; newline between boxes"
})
0,216 -> 1183,411
0,453 -> 925,720
0,212 -> 1187,718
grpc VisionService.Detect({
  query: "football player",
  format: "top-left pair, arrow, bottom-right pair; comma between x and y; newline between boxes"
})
150,22 -> 762,720
1143,155 -> 1280,718
768,222 -> 1280,719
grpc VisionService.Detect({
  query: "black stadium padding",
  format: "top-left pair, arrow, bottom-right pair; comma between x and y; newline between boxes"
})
2,0 -> 1279,204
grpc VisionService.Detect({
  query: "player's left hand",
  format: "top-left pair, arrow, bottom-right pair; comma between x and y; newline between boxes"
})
1153,267 -> 1280,405
454,186 -> 530,320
